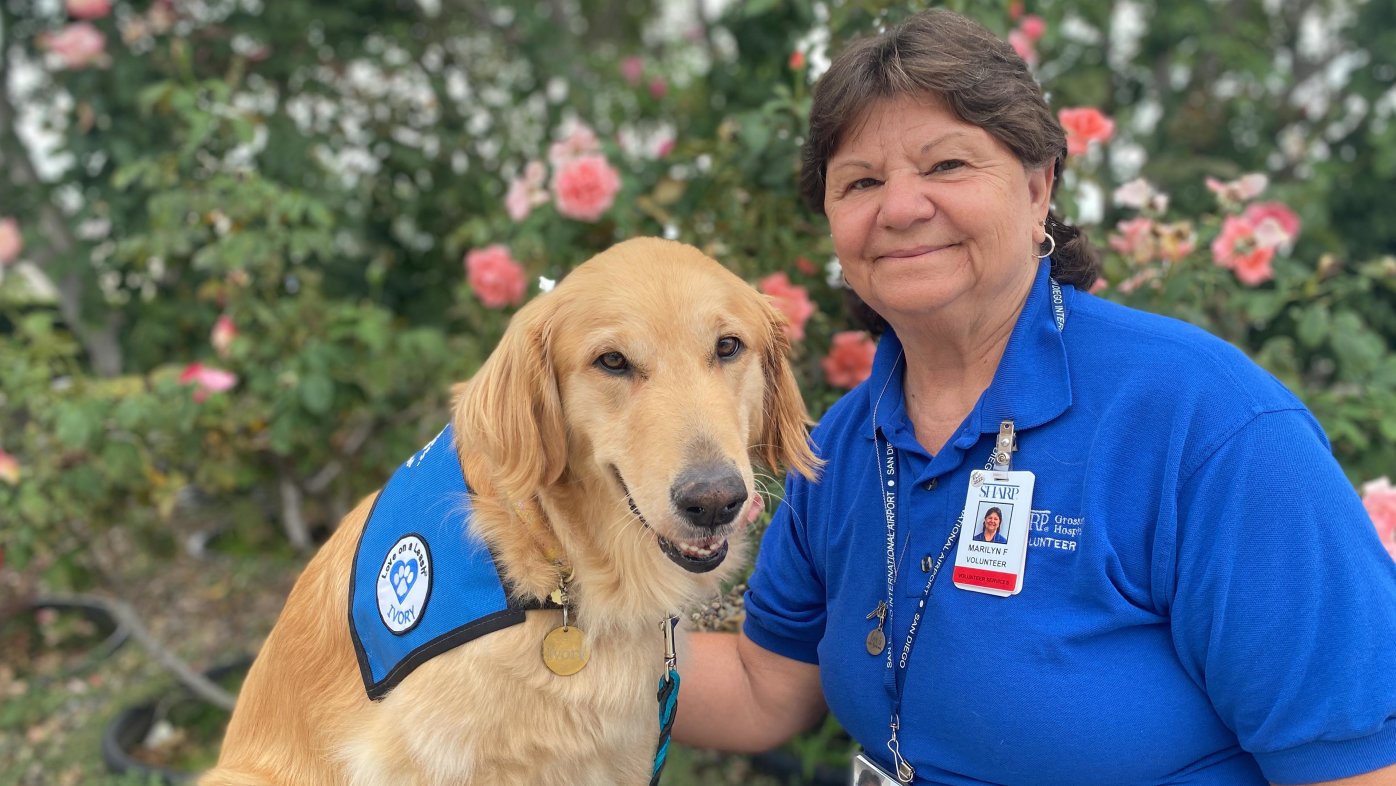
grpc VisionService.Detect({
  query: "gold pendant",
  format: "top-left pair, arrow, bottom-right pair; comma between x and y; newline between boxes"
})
542,625 -> 589,676
865,628 -> 886,656
865,600 -> 887,656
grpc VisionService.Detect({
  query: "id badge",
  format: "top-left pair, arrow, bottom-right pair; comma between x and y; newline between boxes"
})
852,751 -> 901,786
952,469 -> 1035,596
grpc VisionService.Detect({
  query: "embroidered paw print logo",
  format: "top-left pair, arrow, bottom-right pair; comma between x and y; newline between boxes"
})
376,535 -> 431,633
390,559 -> 418,602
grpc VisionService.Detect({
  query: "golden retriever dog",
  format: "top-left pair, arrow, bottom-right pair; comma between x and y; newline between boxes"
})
200,237 -> 818,786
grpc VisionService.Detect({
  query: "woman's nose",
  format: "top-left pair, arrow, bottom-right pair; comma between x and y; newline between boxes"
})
877,171 -> 935,230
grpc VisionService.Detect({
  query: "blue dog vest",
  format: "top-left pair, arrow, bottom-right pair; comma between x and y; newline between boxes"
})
349,423 -> 546,700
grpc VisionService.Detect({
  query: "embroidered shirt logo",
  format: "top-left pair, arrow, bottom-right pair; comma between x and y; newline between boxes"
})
1028,510 -> 1082,553
377,535 -> 431,633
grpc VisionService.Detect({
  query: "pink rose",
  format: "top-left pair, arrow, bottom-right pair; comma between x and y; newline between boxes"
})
1008,30 -> 1037,67
548,122 -> 601,168
464,244 -> 527,309
1112,178 -> 1168,213
648,77 -> 667,100
1211,216 -> 1275,286
1058,107 -> 1115,156
1019,15 -> 1047,41
789,51 -> 807,70
1205,173 -> 1268,206
1109,217 -> 1156,265
1211,216 -> 1252,266
1242,202 -> 1301,248
211,315 -> 237,357
822,331 -> 877,389
0,218 -> 22,266
759,272 -> 816,342
620,57 -> 644,85
1363,478 -> 1396,559
179,362 -> 238,403
66,0 -> 111,19
505,160 -> 549,222
1229,246 -> 1276,287
0,448 -> 19,486
40,22 -> 106,69
551,153 -> 622,222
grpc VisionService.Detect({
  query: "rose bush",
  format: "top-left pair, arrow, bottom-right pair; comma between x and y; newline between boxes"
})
2,2 -> 1394,780
1,0 -> 1392,600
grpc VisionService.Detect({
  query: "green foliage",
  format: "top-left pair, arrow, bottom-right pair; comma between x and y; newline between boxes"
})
1,0 -> 1393,778
0,0 -> 1392,714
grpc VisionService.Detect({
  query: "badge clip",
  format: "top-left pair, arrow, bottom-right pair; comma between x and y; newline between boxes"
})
993,420 -> 1017,475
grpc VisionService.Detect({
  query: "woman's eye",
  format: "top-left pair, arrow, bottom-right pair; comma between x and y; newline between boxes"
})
716,336 -> 743,360
847,177 -> 880,191
929,160 -> 965,173
595,351 -> 630,374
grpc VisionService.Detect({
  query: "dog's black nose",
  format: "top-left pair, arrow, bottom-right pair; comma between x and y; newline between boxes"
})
671,465 -> 747,530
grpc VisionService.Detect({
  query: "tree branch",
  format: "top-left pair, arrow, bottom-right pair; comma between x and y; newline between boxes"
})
40,593 -> 238,711
279,474 -> 314,552
0,22 -> 124,375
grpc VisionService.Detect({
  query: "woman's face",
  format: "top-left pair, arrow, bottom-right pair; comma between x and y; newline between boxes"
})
823,95 -> 1052,329
983,511 -> 1001,537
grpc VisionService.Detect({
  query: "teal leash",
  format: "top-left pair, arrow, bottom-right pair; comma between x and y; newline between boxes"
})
650,616 -> 680,786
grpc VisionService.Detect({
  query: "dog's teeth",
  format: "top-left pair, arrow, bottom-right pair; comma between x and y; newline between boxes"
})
677,538 -> 721,558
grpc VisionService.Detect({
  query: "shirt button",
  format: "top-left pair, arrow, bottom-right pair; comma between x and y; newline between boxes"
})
924,478 -> 937,491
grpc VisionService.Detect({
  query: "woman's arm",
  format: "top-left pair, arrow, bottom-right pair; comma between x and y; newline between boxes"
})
674,629 -> 826,752
1289,762 -> 1396,786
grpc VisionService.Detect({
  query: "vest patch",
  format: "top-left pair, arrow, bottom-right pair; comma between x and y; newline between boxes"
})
376,535 -> 432,633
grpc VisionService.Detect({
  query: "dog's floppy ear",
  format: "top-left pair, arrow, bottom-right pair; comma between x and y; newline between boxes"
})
454,301 -> 567,497
758,300 -> 822,481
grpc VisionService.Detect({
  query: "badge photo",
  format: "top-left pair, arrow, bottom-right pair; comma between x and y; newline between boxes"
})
376,534 -> 432,634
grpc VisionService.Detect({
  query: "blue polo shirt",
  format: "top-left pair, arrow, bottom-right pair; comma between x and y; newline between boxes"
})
744,261 -> 1396,785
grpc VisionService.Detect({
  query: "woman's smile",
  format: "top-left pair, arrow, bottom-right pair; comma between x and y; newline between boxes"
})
877,243 -> 957,261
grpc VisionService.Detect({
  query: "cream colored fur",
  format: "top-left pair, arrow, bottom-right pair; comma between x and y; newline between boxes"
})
199,238 -> 818,786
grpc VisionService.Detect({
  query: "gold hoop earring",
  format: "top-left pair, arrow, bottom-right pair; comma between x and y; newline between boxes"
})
1036,233 -> 1056,259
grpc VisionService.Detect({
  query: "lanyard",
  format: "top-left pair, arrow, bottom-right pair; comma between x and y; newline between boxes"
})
874,428 -> 984,781
872,278 -> 1065,782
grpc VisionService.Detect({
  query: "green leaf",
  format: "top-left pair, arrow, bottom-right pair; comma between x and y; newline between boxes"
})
54,406 -> 97,448
1296,305 -> 1330,349
298,373 -> 335,415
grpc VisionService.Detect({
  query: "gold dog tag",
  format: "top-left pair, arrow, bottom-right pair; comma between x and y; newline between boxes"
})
542,626 -> 589,676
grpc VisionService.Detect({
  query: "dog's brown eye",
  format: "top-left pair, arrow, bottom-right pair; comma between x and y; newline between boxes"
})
595,351 -> 630,374
715,336 -> 743,360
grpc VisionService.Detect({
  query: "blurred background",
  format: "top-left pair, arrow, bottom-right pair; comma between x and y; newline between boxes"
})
2,0 -> 1394,783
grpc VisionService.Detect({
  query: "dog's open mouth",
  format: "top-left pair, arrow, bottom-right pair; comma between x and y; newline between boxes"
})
615,468 -> 730,574
655,531 -> 729,573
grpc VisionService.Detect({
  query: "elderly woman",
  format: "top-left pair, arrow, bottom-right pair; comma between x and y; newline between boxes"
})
674,8 -> 1396,786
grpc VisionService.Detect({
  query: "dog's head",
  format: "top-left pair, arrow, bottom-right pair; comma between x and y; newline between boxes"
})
455,238 -> 818,588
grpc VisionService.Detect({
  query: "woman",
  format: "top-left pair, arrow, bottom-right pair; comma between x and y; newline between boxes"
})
972,507 -> 1006,544
673,9 -> 1396,785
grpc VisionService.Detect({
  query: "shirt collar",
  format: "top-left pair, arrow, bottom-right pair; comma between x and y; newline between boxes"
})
864,260 -> 1073,443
